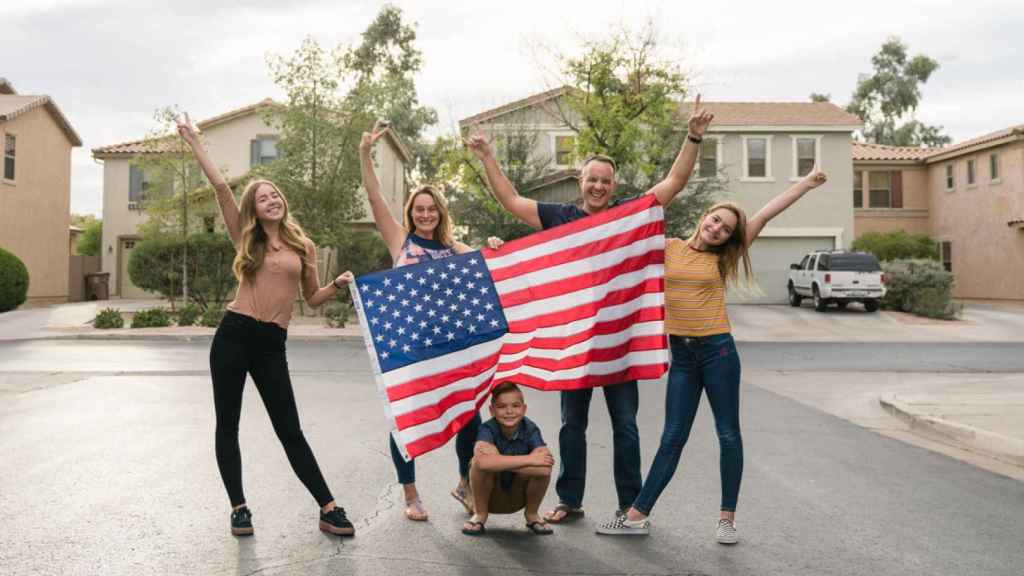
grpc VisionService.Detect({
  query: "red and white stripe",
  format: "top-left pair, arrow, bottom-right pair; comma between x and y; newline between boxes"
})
387,194 -> 668,459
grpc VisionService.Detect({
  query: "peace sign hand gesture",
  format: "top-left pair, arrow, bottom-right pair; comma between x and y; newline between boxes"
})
687,94 -> 713,138
174,113 -> 199,146
360,120 -> 389,152
463,131 -> 493,160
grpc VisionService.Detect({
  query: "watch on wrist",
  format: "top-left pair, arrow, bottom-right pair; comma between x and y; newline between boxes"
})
687,133 -> 703,144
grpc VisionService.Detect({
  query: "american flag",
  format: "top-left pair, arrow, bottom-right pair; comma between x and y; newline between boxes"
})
351,193 -> 669,459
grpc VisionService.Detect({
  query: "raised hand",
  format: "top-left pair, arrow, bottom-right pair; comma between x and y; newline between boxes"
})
463,131 -> 493,160
485,236 -> 504,250
803,168 -> 828,189
360,120 -> 389,152
174,113 -> 199,146
687,94 -> 714,138
333,271 -> 355,286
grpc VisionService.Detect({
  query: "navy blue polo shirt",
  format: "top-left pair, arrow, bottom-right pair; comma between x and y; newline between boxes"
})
536,194 -> 642,230
477,416 -> 546,491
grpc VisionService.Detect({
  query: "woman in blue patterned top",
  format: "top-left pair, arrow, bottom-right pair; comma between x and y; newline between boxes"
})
360,121 -> 493,522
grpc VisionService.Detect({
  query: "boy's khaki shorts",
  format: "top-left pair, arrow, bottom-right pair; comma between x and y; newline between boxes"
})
487,473 -> 529,514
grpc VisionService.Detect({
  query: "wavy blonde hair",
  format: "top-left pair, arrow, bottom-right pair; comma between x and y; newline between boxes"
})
232,179 -> 311,280
686,201 -> 755,287
403,185 -> 454,247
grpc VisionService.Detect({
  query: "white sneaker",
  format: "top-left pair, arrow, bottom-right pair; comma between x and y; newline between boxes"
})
595,514 -> 649,535
716,518 -> 738,544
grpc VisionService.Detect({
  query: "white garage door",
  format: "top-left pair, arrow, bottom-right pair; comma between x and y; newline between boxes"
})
728,236 -> 836,304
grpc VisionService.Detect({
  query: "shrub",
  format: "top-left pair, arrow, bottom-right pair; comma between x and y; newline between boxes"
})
852,230 -> 939,262
0,246 -> 30,312
200,307 -> 226,328
76,220 -> 102,257
176,303 -> 202,326
881,258 -> 959,319
334,230 -> 393,297
324,301 -> 353,328
131,308 -> 172,328
128,233 -> 237,309
93,308 -> 124,329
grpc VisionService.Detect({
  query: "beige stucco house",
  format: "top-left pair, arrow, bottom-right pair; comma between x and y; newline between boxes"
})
0,78 -> 82,304
853,126 -> 1024,300
460,87 -> 862,303
93,99 -> 410,298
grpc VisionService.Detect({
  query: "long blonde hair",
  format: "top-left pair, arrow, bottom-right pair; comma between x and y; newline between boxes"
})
232,179 -> 311,280
403,185 -> 454,247
686,201 -> 755,287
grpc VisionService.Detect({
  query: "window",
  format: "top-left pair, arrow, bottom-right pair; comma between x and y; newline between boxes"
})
698,138 -> 719,178
128,165 -> 150,210
792,136 -> 820,178
940,241 -> 952,272
3,134 -> 15,181
743,136 -> 771,179
853,170 -> 863,208
553,135 -> 575,167
250,137 -> 279,167
990,153 -> 1000,181
816,254 -> 830,271
945,164 -> 954,190
868,171 -> 891,208
966,158 -> 976,186
803,254 -> 814,271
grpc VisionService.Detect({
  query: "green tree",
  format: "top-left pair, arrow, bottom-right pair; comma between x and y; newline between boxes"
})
555,23 -> 721,234
73,216 -> 102,256
852,230 -> 939,261
847,37 -> 951,148
810,92 -> 831,102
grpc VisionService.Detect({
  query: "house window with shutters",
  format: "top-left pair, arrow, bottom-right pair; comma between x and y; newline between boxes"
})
853,170 -> 863,208
128,164 -> 150,210
868,172 -> 891,208
250,137 -> 279,167
3,133 -> 15,181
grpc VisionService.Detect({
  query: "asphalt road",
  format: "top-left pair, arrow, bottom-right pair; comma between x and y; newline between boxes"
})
2,340 -> 1023,575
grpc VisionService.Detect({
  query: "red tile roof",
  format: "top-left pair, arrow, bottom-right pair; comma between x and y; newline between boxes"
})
924,124 -> 1024,161
852,141 -> 931,162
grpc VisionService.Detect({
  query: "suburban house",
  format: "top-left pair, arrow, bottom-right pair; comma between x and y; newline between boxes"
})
93,99 -> 410,298
853,125 -> 1024,300
0,78 -> 82,304
460,87 -> 863,303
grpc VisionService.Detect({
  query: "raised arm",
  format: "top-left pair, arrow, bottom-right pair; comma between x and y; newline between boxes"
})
360,122 -> 407,260
646,94 -> 714,206
465,134 -> 542,230
746,170 -> 828,244
175,114 -> 241,246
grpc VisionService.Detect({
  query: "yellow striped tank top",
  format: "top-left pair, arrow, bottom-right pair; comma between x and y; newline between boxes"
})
664,237 -> 731,336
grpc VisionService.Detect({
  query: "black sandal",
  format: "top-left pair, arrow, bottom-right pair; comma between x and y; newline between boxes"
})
462,518 -> 486,536
543,503 -> 584,524
526,520 -> 553,535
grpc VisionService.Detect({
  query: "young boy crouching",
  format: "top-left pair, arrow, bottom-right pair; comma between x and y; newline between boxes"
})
462,382 -> 554,536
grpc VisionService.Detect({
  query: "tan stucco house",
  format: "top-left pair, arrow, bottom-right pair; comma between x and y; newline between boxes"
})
853,126 -> 1024,300
460,87 -> 863,303
93,99 -> 410,298
0,78 -> 82,304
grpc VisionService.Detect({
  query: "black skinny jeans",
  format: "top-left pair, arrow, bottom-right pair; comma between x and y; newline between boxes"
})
210,311 -> 334,508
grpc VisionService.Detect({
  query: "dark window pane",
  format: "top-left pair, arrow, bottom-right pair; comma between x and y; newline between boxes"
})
853,189 -> 863,208
869,189 -> 891,207
3,157 -> 13,180
831,254 -> 881,271
796,138 -> 815,176
747,138 -> 766,177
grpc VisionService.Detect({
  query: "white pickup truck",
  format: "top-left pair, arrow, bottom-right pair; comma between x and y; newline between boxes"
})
787,250 -> 886,312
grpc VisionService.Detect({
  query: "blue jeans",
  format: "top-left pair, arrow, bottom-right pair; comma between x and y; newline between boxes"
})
390,412 -> 481,485
556,380 -> 641,511
632,333 -> 743,514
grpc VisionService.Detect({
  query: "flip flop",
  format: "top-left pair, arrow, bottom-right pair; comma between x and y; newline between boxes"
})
404,499 -> 428,522
451,485 -> 474,514
543,503 -> 584,524
526,520 -> 553,535
461,518 -> 486,536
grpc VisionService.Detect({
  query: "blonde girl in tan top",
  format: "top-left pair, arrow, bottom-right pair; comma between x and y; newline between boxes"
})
176,114 -> 355,538
598,169 -> 828,544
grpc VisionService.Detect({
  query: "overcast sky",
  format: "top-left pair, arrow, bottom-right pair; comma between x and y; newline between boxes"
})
4,0 -> 1022,217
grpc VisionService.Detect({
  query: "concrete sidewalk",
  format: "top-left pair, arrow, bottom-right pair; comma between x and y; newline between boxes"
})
879,375 -> 1024,468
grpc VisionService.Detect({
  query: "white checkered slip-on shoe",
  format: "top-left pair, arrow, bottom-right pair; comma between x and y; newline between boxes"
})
716,518 -> 738,544
595,513 -> 649,535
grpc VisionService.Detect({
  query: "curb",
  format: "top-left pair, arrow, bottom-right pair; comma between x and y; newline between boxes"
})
879,393 -> 1024,467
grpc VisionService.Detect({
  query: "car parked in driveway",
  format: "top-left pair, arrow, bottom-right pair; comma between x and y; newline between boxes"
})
788,250 -> 886,312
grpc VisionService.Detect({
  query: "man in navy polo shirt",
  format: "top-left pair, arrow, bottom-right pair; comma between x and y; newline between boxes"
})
465,96 -> 714,529
462,382 -> 554,536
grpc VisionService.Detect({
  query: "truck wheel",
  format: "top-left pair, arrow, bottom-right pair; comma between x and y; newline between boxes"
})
788,283 -> 802,307
863,299 -> 880,312
813,286 -> 828,312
